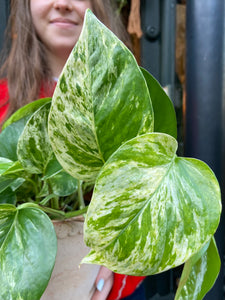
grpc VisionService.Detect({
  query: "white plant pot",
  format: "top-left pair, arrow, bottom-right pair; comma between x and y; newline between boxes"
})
41,217 -> 100,300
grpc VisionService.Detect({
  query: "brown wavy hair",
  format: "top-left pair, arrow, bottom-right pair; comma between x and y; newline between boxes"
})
0,0 -> 131,115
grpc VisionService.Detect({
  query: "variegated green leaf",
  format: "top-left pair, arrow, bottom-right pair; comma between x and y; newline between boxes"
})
0,157 -> 14,174
1,161 -> 25,178
0,160 -> 26,195
175,237 -> 220,300
0,204 -> 57,300
17,102 -> 53,174
48,9 -> 154,181
2,98 -> 51,130
83,133 -> 221,275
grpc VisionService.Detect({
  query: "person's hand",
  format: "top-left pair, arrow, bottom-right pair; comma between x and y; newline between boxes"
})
91,266 -> 114,300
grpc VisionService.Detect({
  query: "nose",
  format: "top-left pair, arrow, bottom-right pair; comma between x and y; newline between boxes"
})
53,0 -> 73,11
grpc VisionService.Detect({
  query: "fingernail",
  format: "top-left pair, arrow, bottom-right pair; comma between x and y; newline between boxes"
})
96,278 -> 105,291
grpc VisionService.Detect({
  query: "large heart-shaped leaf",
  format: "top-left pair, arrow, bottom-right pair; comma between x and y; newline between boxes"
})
0,204 -> 57,300
48,9 -> 154,182
83,133 -> 221,275
17,102 -> 53,174
175,237 -> 220,300
141,67 -> 177,138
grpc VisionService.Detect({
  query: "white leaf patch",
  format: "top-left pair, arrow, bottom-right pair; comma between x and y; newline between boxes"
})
48,10 -> 153,182
83,133 -> 221,275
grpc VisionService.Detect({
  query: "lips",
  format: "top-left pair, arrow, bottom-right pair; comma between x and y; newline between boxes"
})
50,18 -> 78,25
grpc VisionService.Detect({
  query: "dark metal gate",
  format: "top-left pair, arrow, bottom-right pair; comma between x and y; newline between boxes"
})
141,0 -> 225,299
185,1 -> 225,299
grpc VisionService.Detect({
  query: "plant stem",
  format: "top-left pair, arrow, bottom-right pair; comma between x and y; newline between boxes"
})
48,182 -> 59,209
26,177 -> 39,195
39,194 -> 57,205
64,206 -> 88,219
39,205 -> 65,219
78,180 -> 85,209
38,205 -> 88,219
51,197 -> 59,210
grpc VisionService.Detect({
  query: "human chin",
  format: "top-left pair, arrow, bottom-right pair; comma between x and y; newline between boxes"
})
50,40 -> 78,55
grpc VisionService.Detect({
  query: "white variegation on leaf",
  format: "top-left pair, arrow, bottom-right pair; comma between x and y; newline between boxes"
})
0,204 -> 57,300
48,9 -> 154,182
17,102 -> 53,174
2,98 -> 51,130
0,157 -> 14,174
175,237 -> 220,300
82,133 -> 221,275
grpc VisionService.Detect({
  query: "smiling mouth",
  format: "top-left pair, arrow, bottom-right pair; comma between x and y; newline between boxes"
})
50,18 -> 78,25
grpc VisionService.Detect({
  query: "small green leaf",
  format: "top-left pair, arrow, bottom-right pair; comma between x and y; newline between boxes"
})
17,102 -> 53,174
83,133 -> 221,275
2,161 -> 25,178
0,188 -> 16,205
0,117 -> 29,161
9,178 -> 26,191
0,157 -> 14,174
2,98 -> 51,130
48,170 -> 78,197
43,156 -> 63,179
0,176 -> 15,193
0,204 -> 57,300
175,237 -> 220,300
141,67 -> 177,138
48,9 -> 154,182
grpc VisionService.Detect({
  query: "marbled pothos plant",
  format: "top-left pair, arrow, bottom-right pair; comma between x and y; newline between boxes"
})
0,9 -> 221,300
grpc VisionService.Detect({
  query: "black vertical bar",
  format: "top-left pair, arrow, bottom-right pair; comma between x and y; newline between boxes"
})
141,0 -> 161,81
185,1 -> 225,299
160,0 -> 176,101
0,0 -> 10,52
141,0 -> 176,103
141,2 -> 177,298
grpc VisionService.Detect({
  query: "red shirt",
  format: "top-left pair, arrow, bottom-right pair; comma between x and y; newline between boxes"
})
0,79 -> 9,124
0,79 -> 145,300
0,79 -> 55,125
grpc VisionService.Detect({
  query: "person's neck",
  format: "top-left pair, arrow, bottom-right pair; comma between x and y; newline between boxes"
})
47,49 -> 70,78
